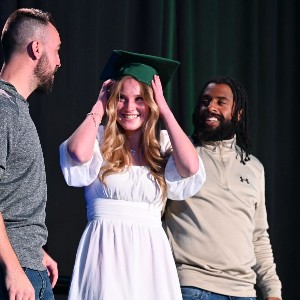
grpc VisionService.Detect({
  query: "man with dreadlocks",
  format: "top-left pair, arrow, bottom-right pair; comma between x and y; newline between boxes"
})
163,76 -> 282,300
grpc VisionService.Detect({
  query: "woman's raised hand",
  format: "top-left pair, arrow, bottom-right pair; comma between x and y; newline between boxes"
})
151,75 -> 170,116
97,79 -> 114,114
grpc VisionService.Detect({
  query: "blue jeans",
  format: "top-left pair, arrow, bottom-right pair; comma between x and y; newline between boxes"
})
181,287 -> 256,300
0,268 -> 54,300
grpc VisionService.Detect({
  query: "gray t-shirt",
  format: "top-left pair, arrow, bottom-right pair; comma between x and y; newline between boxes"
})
0,80 -> 47,271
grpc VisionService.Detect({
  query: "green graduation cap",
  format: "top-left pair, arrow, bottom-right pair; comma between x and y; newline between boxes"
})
100,50 -> 180,89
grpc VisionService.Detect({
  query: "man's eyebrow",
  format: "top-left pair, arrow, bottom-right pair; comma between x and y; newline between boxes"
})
202,95 -> 229,100
217,96 -> 230,100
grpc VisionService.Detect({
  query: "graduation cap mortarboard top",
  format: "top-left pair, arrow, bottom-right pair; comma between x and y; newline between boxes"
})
100,50 -> 180,89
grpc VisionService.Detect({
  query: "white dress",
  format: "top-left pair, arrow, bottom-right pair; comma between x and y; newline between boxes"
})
59,126 -> 206,300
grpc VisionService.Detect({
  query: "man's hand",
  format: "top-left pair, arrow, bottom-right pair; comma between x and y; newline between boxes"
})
42,249 -> 58,288
5,268 -> 35,300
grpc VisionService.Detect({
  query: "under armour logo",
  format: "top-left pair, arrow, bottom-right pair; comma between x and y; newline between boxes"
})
240,176 -> 249,184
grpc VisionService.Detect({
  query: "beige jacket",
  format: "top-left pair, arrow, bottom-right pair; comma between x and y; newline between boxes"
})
164,137 -> 282,299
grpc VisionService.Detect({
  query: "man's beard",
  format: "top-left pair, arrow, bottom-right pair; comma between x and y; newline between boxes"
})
34,53 -> 55,94
193,112 -> 237,144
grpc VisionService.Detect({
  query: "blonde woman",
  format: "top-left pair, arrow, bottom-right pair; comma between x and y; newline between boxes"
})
59,50 -> 206,300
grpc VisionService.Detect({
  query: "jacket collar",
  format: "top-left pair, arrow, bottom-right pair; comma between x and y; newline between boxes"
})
201,136 -> 237,154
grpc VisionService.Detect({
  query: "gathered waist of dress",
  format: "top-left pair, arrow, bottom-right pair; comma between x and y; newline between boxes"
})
87,199 -> 162,224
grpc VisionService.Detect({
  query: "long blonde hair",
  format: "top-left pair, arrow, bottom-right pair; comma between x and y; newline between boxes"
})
99,76 -> 169,200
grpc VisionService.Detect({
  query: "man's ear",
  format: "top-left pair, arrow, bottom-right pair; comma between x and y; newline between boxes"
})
28,41 -> 43,60
237,109 -> 243,122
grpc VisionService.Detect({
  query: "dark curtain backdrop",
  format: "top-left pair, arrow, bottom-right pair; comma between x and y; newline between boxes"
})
0,1 -> 298,299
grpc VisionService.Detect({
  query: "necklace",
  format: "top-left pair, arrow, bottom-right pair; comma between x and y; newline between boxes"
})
129,146 -> 144,166
130,146 -> 142,156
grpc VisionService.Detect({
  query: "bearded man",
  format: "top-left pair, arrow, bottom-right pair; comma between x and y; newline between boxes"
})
0,8 -> 61,300
163,76 -> 282,300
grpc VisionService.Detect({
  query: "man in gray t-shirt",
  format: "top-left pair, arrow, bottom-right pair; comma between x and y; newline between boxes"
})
0,8 -> 61,299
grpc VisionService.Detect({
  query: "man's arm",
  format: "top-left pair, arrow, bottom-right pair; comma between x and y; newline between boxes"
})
0,213 -> 35,299
253,168 -> 282,300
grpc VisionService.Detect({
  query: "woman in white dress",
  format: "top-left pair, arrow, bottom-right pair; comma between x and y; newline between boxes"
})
59,50 -> 206,300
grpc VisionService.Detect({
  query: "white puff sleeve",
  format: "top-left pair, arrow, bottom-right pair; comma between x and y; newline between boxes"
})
160,130 -> 206,200
59,126 -> 105,187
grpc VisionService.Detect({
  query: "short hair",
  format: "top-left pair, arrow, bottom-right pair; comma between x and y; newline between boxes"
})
1,8 -> 56,62
192,76 -> 251,164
